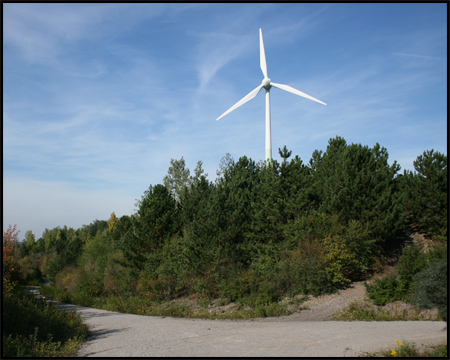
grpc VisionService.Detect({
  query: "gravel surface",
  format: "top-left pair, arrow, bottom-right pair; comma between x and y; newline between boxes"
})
30,285 -> 447,357
65,303 -> 446,357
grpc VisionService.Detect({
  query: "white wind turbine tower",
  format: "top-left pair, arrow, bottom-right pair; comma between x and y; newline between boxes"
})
216,28 -> 327,163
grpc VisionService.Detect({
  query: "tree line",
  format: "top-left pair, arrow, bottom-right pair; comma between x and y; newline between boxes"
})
11,136 -> 447,306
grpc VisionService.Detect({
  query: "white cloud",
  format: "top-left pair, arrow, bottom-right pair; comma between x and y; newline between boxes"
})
193,31 -> 254,92
3,3 -> 446,239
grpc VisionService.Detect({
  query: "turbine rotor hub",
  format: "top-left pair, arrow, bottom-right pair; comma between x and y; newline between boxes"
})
262,77 -> 272,89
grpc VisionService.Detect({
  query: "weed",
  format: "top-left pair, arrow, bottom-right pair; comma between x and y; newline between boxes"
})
361,340 -> 447,357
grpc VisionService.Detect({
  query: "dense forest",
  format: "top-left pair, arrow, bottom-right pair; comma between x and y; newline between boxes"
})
6,136 -> 448,309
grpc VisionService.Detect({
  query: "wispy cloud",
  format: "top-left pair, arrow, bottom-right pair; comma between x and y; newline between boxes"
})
3,3 -> 446,239
194,32 -> 254,92
392,52 -> 444,61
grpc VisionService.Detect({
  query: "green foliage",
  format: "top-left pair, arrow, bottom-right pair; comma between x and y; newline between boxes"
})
413,260 -> 447,322
365,242 -> 447,306
10,137 -> 446,318
278,145 -> 292,163
163,157 -> 208,202
80,219 -> 108,238
2,288 -> 88,357
279,251 -> 335,296
396,245 -> 428,296
121,184 -> 178,272
215,152 -> 234,179
331,300 -> 436,321
315,137 -> 404,244
163,157 -> 192,202
402,150 -> 447,238
361,340 -> 447,358
286,211 -> 379,286
192,155 -> 265,272
365,275 -> 402,306
18,252 -> 44,285
42,226 -> 83,281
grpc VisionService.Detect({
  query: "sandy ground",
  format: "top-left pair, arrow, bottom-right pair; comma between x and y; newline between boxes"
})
67,303 -> 446,357
29,286 -> 446,357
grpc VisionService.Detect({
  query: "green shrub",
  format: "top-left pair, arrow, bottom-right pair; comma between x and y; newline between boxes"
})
413,260 -> 447,322
397,245 -> 428,293
39,284 -> 73,304
280,251 -> 335,297
364,275 -> 402,306
332,300 -> 438,321
217,266 -> 250,303
365,245 -> 427,305
2,289 -> 88,357
365,242 -> 447,307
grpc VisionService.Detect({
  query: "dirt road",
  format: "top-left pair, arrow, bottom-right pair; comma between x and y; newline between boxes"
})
62,302 -> 446,357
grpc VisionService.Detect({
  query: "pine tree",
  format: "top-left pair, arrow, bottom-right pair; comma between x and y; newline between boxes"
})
402,149 -> 447,237
315,136 -> 404,245
121,184 -> 178,272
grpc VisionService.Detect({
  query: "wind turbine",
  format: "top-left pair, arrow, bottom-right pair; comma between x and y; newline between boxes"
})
216,28 -> 327,163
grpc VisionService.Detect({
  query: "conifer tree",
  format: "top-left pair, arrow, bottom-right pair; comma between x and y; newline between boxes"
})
122,184 -> 178,272
402,149 -> 447,237
315,136 -> 403,244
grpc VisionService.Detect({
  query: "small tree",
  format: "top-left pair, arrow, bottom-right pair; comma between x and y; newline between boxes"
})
106,212 -> 118,233
3,224 -> 21,293
163,157 -> 191,202
402,150 -> 447,238
122,184 -> 178,272
413,260 -> 447,322
278,145 -> 292,164
215,153 -> 234,181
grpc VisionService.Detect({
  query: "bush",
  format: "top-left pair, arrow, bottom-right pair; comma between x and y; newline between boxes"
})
413,260 -> 447,322
279,250 -> 335,297
364,275 -> 402,306
2,289 -> 88,357
396,245 -> 427,292
216,265 -> 251,303
365,242 -> 447,307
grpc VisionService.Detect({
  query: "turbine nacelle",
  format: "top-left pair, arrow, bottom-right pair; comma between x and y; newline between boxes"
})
262,77 -> 272,90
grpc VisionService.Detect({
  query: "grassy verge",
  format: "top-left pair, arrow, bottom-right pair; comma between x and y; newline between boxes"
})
2,288 -> 89,357
360,340 -> 447,357
39,284 -> 307,320
331,300 -> 442,321
95,295 -> 295,319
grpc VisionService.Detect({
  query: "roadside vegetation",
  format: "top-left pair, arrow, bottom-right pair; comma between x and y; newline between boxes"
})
2,225 -> 89,358
4,138 -> 447,353
333,239 -> 447,322
360,340 -> 447,357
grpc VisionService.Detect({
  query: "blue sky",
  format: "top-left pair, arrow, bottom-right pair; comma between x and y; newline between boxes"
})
3,3 -> 447,240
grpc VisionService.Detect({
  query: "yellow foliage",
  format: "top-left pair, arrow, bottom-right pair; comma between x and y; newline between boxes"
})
106,212 -> 117,232
322,234 -> 356,285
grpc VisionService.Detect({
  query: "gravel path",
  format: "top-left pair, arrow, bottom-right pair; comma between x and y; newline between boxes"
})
276,280 -> 369,322
64,303 -> 445,357
30,286 -> 447,357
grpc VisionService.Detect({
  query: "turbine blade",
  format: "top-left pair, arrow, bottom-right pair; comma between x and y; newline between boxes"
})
216,84 -> 264,120
259,28 -> 268,78
271,82 -> 327,105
